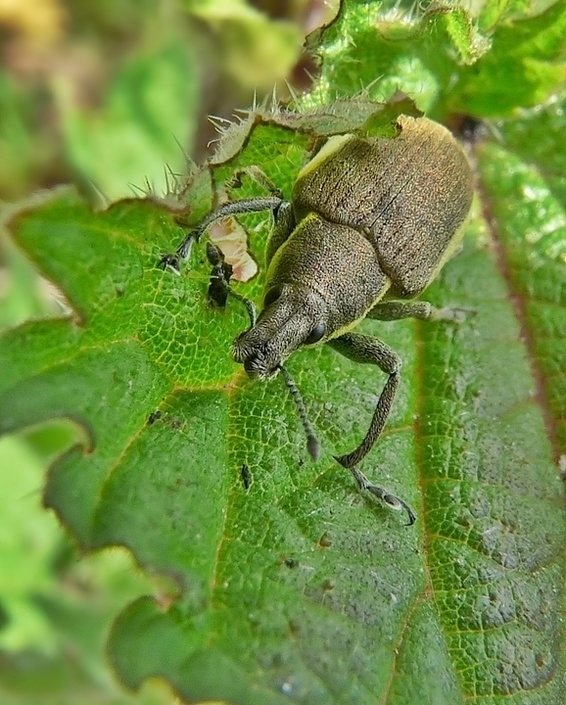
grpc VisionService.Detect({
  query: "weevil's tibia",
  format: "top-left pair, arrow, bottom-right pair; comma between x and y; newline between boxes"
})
328,331 -> 416,524
328,332 -> 401,468
159,196 -> 284,274
206,243 -> 257,327
368,300 -> 474,324
278,365 -> 321,461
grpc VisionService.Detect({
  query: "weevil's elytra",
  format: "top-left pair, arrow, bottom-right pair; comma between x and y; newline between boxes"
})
289,116 -> 472,299
161,114 -> 474,524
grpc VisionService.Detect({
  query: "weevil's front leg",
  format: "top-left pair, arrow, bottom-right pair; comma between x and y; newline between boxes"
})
368,300 -> 472,323
327,332 -> 416,525
206,243 -> 256,327
206,242 -> 320,460
159,196 -> 284,274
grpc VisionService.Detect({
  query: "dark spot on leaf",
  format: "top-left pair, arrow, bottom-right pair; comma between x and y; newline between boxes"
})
147,410 -> 162,424
288,619 -> 300,636
240,463 -> 252,490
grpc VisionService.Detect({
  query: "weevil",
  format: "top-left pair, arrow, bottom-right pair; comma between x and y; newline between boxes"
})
160,115 -> 474,524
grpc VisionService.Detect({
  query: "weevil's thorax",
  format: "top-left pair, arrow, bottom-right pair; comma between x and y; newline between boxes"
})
232,213 -> 390,381
292,115 -> 473,299
267,214 -> 390,330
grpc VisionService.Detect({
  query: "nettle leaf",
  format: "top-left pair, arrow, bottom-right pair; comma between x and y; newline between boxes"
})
1,1 -> 565,704
307,0 -> 566,117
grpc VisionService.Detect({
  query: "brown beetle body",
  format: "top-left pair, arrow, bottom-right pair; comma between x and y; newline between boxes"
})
290,116 -> 472,298
162,113 -> 474,523
236,116 -> 473,382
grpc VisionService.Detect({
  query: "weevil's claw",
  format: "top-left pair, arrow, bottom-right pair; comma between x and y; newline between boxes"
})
367,486 -> 417,526
159,253 -> 181,275
433,306 -> 477,324
347,465 -> 417,526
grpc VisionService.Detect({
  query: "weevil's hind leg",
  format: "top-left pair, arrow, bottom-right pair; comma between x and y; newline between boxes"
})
158,196 -> 284,274
368,300 -> 474,324
327,332 -> 416,525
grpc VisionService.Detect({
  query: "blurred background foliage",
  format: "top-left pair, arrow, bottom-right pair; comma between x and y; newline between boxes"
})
0,1 -> 335,702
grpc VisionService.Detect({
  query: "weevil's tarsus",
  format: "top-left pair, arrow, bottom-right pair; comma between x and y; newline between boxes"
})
279,364 -> 321,461
159,233 -> 196,274
350,467 -> 416,526
430,306 -> 476,323
226,166 -> 283,200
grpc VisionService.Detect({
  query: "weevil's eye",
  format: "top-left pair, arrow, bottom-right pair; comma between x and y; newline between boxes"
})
304,323 -> 326,345
263,286 -> 283,307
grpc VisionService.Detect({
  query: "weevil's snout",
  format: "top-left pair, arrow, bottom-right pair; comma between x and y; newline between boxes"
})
232,286 -> 327,381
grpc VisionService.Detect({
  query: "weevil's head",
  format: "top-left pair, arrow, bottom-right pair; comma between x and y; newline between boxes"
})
232,284 -> 328,381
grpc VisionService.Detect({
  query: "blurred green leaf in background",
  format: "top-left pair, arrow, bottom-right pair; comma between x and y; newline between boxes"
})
0,1 -> 565,704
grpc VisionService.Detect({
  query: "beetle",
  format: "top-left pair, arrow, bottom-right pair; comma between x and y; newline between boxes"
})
160,114 -> 474,524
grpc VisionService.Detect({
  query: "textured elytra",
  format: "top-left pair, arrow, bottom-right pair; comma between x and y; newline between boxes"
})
292,116 -> 473,297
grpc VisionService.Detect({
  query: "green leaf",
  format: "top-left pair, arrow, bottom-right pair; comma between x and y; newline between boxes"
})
307,0 -> 566,117
184,0 -> 303,90
1,1 -> 565,703
0,430 -> 173,705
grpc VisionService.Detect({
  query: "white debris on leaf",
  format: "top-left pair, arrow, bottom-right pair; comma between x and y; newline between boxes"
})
208,217 -> 258,282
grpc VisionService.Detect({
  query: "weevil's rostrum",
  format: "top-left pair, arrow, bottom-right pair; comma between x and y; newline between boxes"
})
161,114 -> 474,523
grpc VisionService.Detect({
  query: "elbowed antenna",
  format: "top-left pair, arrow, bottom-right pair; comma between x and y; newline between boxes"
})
207,242 -> 321,462
278,365 -> 321,462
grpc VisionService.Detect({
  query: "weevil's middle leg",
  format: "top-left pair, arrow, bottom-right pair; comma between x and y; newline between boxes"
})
328,332 -> 401,468
327,332 -> 416,525
368,299 -> 473,323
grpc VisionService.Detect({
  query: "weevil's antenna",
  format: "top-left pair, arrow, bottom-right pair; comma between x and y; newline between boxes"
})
278,364 -> 321,461
206,242 -> 321,461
